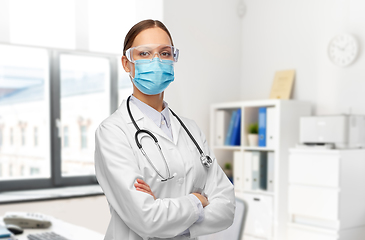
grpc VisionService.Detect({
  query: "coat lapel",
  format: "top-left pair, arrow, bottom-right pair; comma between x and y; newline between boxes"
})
119,100 -> 144,126
119,99 -> 180,144
169,109 -> 181,146
142,117 -> 172,142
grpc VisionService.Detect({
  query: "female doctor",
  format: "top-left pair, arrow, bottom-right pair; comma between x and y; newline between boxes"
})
94,19 -> 235,240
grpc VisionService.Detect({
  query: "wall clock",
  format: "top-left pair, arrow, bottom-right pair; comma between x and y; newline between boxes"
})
328,34 -> 359,67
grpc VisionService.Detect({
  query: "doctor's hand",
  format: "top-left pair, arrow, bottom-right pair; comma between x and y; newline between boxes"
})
135,179 -> 156,200
192,193 -> 209,208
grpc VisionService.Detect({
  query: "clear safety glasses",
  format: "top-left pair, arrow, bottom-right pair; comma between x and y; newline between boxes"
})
125,44 -> 179,63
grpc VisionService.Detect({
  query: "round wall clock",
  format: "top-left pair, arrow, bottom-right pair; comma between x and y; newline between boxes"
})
328,34 -> 359,67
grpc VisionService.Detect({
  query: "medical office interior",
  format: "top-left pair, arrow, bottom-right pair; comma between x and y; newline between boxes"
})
0,0 -> 365,239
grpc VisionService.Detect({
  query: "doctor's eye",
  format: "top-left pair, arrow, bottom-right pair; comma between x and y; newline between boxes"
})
160,51 -> 172,58
138,51 -> 150,57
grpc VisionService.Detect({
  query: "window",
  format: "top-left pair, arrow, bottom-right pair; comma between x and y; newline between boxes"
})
34,127 -> 38,147
0,0 -> 159,191
9,164 -> 13,177
30,167 -> 40,176
60,54 -> 111,177
0,128 -> 3,147
80,126 -> 87,149
21,127 -> 26,146
9,0 -> 75,49
0,44 -> 118,191
63,126 -> 69,148
10,128 -> 13,145
0,44 -> 50,182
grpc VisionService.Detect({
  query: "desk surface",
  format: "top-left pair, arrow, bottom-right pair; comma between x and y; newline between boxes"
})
1,217 -> 104,240
0,185 -> 104,204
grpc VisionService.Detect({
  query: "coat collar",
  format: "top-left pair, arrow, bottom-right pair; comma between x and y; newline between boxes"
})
118,99 -> 181,145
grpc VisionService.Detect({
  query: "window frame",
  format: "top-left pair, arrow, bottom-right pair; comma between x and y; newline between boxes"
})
0,44 -> 119,192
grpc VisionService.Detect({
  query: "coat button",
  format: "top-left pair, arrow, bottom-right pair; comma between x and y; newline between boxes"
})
178,178 -> 184,184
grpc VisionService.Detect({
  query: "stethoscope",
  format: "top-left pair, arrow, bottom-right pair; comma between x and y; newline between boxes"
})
127,96 -> 213,182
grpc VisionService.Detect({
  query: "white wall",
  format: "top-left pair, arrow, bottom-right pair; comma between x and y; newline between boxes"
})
240,0 -> 365,115
163,0 -> 243,137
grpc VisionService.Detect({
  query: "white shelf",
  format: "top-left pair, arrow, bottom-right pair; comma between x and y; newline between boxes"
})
239,189 -> 275,197
243,146 -> 275,151
210,99 -> 312,240
213,146 -> 242,151
213,146 -> 275,151
211,99 -> 282,109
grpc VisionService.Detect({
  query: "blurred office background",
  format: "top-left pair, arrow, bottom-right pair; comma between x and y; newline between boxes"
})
0,0 -> 365,236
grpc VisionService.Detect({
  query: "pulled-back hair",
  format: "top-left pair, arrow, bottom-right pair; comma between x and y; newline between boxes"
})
123,19 -> 174,56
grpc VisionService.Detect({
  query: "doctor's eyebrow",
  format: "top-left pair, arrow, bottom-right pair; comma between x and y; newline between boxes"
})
159,46 -> 171,50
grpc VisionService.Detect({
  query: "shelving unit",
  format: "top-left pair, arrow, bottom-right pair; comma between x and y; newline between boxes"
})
210,99 -> 311,240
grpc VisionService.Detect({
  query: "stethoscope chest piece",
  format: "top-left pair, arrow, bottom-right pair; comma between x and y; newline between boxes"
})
200,154 -> 213,168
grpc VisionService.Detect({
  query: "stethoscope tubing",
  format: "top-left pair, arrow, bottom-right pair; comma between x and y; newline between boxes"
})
126,95 -> 211,182
168,108 -> 204,155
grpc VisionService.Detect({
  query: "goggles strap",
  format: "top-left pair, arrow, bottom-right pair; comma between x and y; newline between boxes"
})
129,72 -> 134,80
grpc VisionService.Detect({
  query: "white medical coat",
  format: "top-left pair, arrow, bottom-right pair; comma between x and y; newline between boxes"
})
95,100 -> 235,240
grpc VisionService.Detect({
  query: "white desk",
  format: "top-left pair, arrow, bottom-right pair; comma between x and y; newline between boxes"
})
1,217 -> 104,240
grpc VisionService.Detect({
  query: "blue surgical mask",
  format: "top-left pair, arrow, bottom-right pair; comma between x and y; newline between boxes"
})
131,58 -> 175,95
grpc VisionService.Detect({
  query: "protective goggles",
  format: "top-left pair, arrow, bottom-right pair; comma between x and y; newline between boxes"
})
125,44 -> 179,63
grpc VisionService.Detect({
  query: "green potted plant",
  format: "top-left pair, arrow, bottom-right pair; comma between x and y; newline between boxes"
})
223,162 -> 233,183
248,123 -> 258,146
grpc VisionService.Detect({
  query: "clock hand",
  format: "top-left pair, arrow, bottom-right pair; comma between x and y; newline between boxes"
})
336,45 -> 344,51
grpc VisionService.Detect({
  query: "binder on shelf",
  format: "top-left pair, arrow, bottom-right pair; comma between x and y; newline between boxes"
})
251,151 -> 260,190
225,110 -> 237,145
252,151 -> 268,190
244,151 -> 253,191
258,107 -> 267,147
266,107 -> 276,148
233,151 -> 244,191
267,152 -> 275,192
215,110 -> 230,146
230,108 -> 241,146
259,152 -> 268,190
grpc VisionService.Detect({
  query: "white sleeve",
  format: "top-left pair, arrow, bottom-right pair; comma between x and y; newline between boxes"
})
177,194 -> 205,237
188,122 -> 236,238
188,194 -> 205,223
94,122 -> 199,239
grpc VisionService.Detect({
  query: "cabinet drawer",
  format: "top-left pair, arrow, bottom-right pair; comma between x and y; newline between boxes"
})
289,153 -> 340,187
289,185 -> 339,220
242,193 -> 273,239
288,226 -> 338,240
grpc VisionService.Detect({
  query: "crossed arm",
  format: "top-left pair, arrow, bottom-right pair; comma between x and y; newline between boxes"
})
134,178 -> 209,207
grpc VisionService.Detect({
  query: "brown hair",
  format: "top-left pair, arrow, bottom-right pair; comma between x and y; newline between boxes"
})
123,19 -> 174,56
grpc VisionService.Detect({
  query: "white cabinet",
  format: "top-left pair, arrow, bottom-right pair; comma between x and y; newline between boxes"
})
289,185 -> 339,221
242,193 -> 273,239
288,225 -> 339,240
289,153 -> 340,187
288,149 -> 365,240
210,100 -> 311,240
